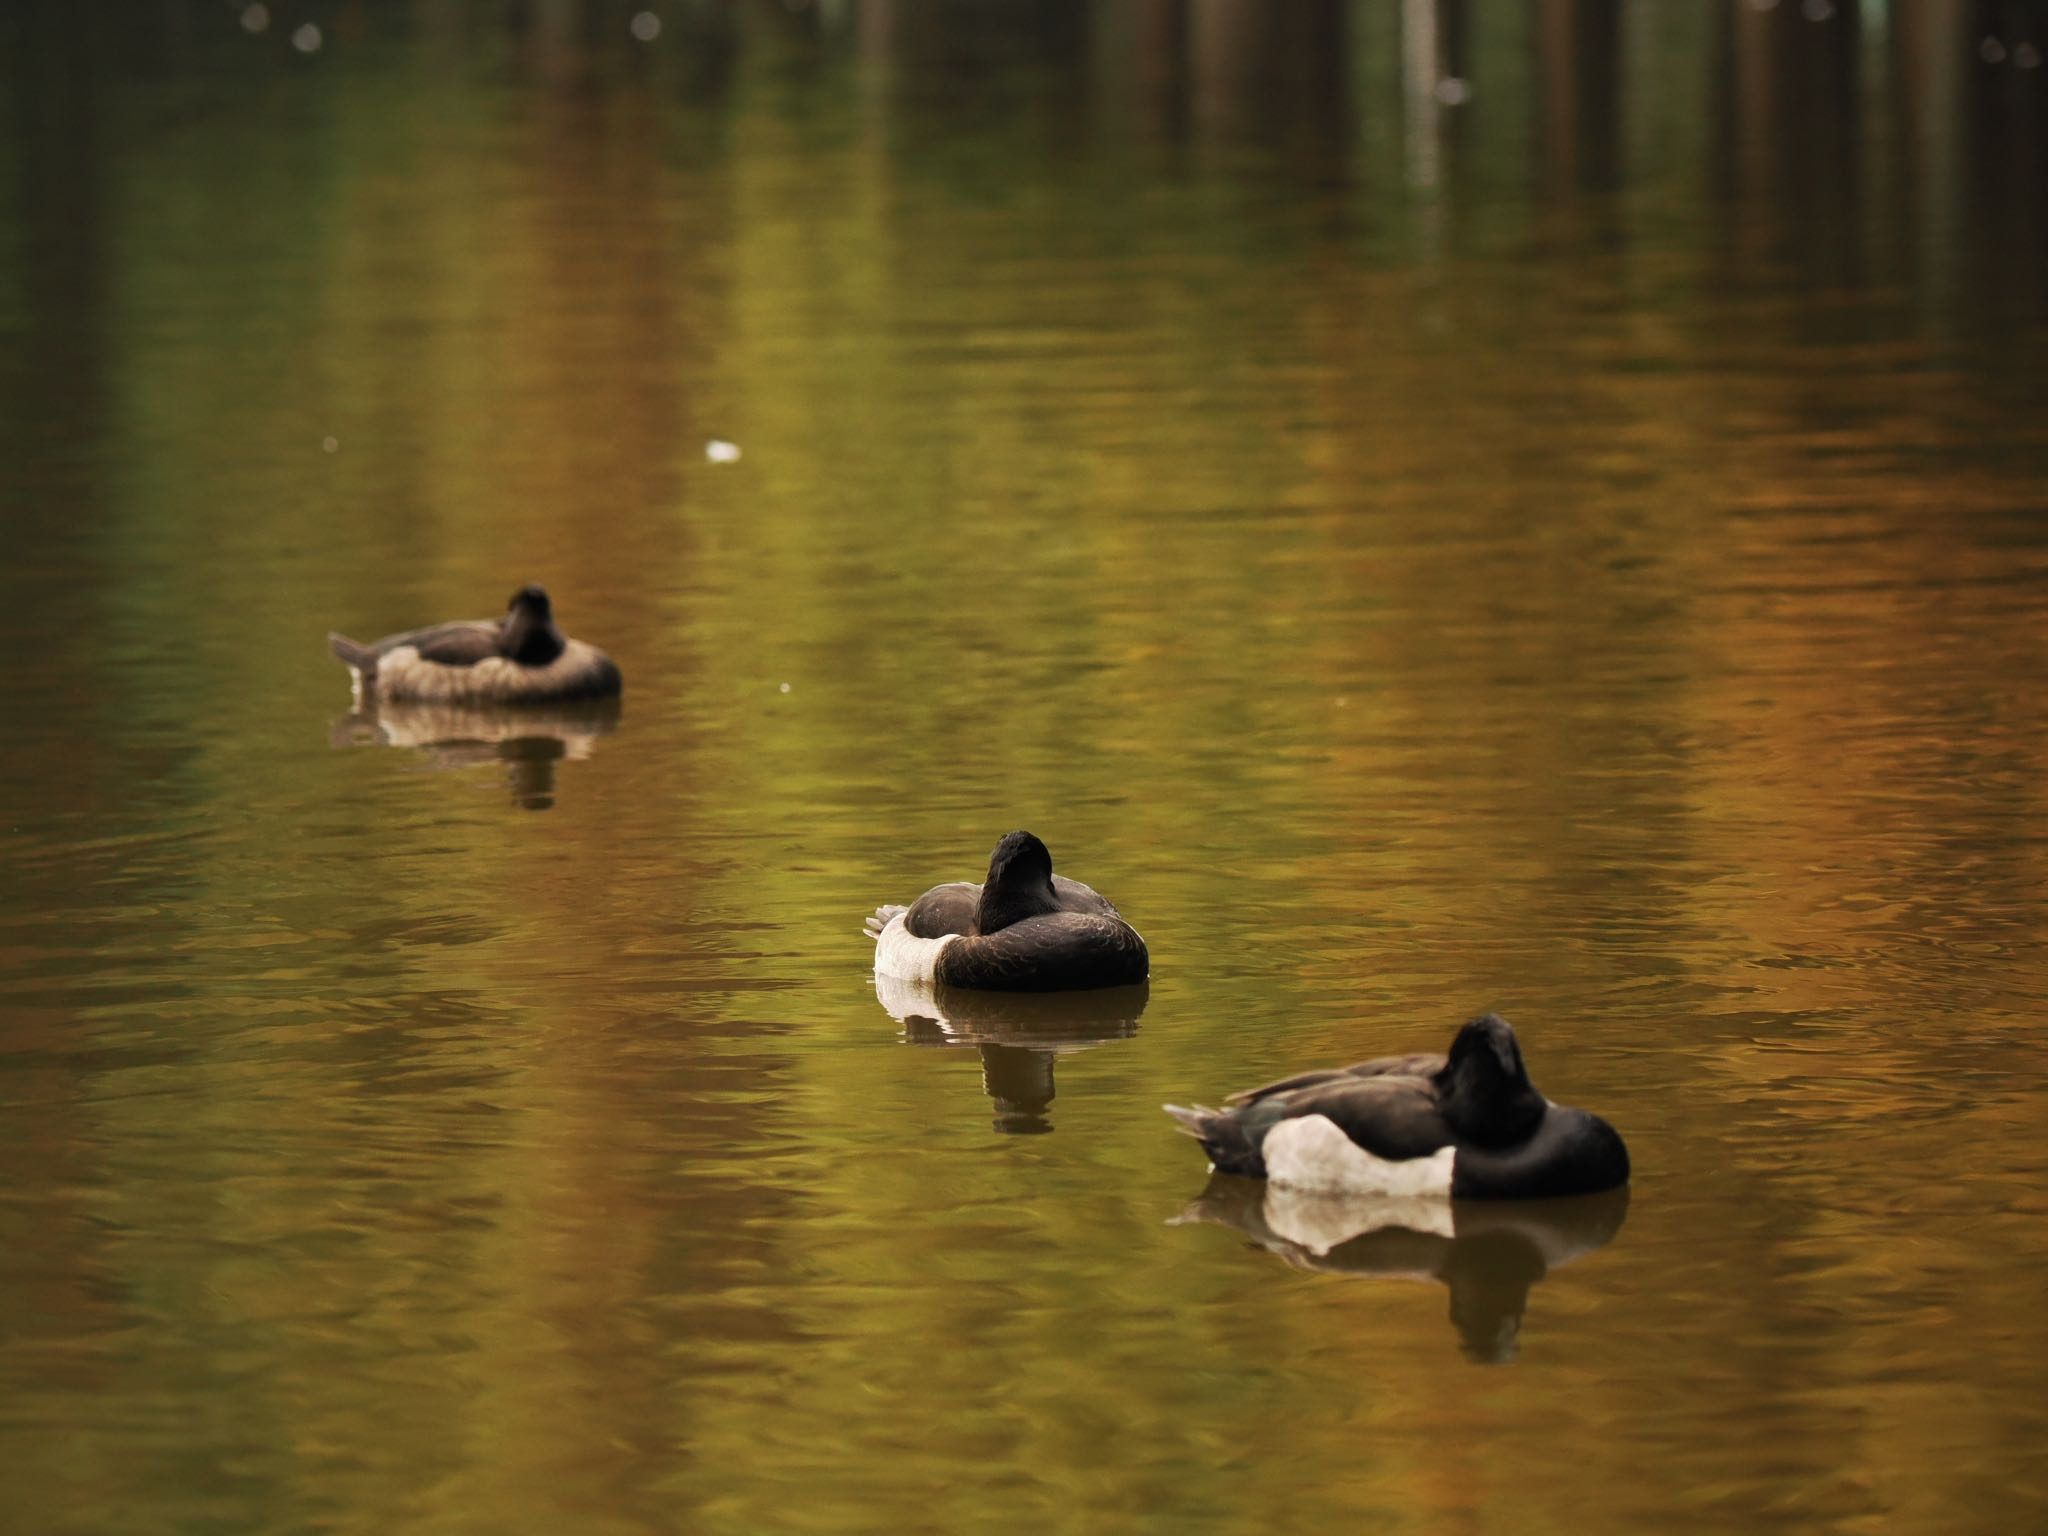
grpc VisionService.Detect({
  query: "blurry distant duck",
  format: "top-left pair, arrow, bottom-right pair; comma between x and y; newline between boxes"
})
328,584 -> 621,705
865,831 -> 1148,992
1165,1014 -> 1629,1200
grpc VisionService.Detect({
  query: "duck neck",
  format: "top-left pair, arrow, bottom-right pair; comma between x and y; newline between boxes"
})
1434,1057 -> 1548,1147
974,876 -> 1060,936
501,608 -> 566,666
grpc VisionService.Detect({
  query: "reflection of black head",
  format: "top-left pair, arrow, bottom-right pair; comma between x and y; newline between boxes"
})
1436,1014 -> 1547,1147
1439,1227 -> 1549,1365
979,1044 -> 1055,1135
976,831 -> 1060,935
501,584 -> 566,666
501,735 -> 566,811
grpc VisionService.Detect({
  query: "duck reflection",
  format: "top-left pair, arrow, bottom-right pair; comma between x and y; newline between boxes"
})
1175,1174 -> 1628,1363
872,971 -> 1147,1135
330,698 -> 621,810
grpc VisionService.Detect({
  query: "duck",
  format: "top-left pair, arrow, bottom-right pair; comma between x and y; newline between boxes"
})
865,831 -> 1149,993
1164,1014 -> 1628,1200
328,584 -> 621,705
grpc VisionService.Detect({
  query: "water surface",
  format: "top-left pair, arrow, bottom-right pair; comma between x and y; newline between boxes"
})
4,4 -> 2047,1534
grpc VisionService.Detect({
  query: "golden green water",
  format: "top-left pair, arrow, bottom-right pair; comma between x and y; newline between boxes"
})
4,4 -> 2048,1533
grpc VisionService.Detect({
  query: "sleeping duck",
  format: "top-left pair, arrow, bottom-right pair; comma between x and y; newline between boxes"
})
1165,1014 -> 1628,1200
865,831 -> 1148,992
328,584 -> 621,705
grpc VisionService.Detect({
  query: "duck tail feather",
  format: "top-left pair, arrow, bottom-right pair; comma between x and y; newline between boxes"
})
329,633 -> 377,672
863,904 -> 907,942
1162,1103 -> 1219,1138
1163,1103 -> 1264,1177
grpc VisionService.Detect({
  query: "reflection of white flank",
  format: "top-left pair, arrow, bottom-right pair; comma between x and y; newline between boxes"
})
1263,1183 -> 1455,1257
1261,1114 -> 1456,1198
872,911 -> 959,983
366,703 -> 605,757
872,968 -> 950,1025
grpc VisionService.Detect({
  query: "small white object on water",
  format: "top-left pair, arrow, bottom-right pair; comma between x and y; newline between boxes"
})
705,440 -> 741,463
322,436 -> 339,453
1982,36 -> 2008,64
779,682 -> 791,694
292,23 -> 322,54
630,12 -> 662,42
240,4 -> 270,35
1434,77 -> 1471,107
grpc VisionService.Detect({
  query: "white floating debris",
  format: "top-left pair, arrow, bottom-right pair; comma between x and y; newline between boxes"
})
1434,77 -> 1471,107
630,12 -> 662,42
240,4 -> 270,35
292,23 -> 322,54
705,440 -> 742,464
322,436 -> 339,453
1981,36 -> 2008,64
778,682 -> 791,694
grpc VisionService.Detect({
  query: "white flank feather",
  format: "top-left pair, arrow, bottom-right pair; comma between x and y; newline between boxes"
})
1260,1114 -> 1457,1199
374,639 -> 614,704
872,910 -> 959,983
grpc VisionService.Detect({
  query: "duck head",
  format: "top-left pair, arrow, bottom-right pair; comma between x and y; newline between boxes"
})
974,830 -> 1062,935
1435,1013 -> 1549,1147
501,584 -> 566,665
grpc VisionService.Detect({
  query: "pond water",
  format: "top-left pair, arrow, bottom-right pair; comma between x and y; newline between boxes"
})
4,4 -> 2047,1533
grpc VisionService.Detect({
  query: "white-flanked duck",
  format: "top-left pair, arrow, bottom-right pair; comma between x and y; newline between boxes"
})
865,831 -> 1148,993
1165,1014 -> 1629,1200
328,584 -> 621,705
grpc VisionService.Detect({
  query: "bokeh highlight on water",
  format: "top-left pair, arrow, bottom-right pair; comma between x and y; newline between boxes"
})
3,3 -> 2046,1533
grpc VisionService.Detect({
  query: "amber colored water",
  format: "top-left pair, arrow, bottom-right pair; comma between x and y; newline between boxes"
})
4,4 -> 2047,1533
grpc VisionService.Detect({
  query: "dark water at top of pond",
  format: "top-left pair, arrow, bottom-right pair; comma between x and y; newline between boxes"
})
3,4 -> 2047,1533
